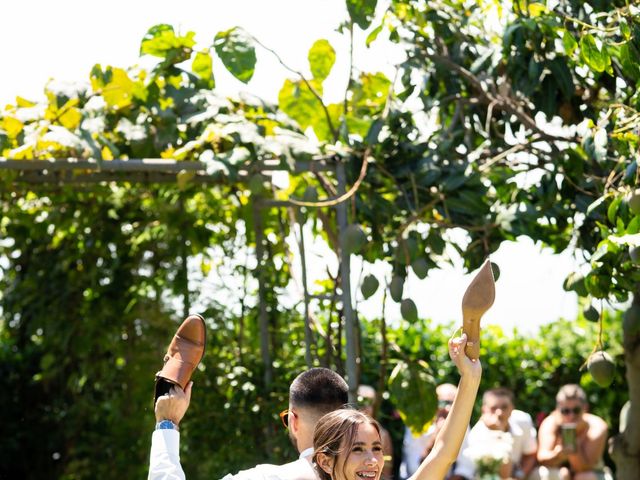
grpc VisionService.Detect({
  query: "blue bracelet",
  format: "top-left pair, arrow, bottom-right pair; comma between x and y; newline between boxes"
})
155,419 -> 178,431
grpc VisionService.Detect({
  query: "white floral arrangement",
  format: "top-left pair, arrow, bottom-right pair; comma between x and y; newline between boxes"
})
463,430 -> 513,479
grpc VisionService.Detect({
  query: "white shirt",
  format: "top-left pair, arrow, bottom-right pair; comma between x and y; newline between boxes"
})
398,425 -> 472,480
399,426 -> 431,478
456,410 -> 537,477
148,430 -> 318,480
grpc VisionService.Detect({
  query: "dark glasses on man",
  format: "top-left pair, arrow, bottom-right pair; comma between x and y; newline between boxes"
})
438,400 -> 453,409
560,407 -> 582,415
279,409 -> 297,429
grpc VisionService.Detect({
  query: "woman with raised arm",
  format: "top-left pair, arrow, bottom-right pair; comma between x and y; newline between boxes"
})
312,333 -> 482,480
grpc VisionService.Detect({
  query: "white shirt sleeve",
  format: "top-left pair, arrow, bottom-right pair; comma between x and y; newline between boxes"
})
148,433 -> 314,480
510,410 -> 537,455
148,430 -> 186,480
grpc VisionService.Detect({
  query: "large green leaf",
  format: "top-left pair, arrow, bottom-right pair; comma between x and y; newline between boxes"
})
140,24 -> 176,57
351,72 -> 391,112
278,80 -> 311,128
308,39 -> 336,81
366,23 -> 384,47
278,79 -> 331,139
619,43 -> 640,81
562,30 -> 577,56
214,27 -> 256,83
346,0 -> 378,30
345,114 -> 373,139
192,50 -> 215,88
90,65 -> 135,109
140,24 -> 196,65
580,34 -> 606,72
388,360 -> 437,435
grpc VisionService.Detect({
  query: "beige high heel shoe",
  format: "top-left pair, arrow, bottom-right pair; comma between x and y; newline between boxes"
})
461,259 -> 495,360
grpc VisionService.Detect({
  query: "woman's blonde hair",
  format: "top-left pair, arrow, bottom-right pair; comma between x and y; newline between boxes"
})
312,409 -> 381,480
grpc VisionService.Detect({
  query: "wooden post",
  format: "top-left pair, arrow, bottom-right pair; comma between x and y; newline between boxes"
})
252,198 -> 273,389
335,161 -> 358,403
294,209 -> 314,367
252,196 -> 275,460
179,198 -> 191,319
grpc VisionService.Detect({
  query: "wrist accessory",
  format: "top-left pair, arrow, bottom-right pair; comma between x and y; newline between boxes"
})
155,419 -> 178,431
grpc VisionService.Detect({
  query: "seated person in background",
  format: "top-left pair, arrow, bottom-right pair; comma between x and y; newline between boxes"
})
537,384 -> 609,480
403,383 -> 472,480
399,420 -> 430,479
457,387 -> 538,479
357,384 -> 395,480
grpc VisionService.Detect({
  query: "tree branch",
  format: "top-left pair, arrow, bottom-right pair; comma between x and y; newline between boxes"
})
247,32 -> 339,140
419,49 -> 577,144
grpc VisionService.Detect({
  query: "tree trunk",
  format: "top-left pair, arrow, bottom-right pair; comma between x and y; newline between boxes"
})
610,294 -> 640,479
292,208 -> 313,367
336,161 -> 359,404
251,198 -> 272,389
252,197 -> 274,461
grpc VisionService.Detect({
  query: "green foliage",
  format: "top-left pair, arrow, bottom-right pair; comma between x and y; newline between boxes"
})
213,27 -> 257,84
308,39 -> 336,81
1,0 -> 639,476
140,24 -> 196,63
346,0 -> 378,29
0,188 -> 627,478
192,49 -> 215,89
388,359 -> 437,435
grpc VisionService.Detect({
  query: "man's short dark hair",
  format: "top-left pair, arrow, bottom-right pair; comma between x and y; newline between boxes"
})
483,387 -> 515,405
290,368 -> 348,416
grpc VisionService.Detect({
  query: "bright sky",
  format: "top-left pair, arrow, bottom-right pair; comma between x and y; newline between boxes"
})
1,0 -> 582,332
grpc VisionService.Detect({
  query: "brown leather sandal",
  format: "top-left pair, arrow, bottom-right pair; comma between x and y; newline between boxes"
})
461,259 -> 495,360
154,314 -> 207,403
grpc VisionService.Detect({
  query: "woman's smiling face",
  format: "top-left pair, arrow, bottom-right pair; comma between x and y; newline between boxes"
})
335,423 -> 384,480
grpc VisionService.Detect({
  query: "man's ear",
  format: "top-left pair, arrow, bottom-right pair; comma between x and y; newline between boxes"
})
290,409 -> 300,434
316,452 -> 334,475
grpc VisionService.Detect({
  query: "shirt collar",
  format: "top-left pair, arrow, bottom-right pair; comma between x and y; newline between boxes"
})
299,447 -> 314,459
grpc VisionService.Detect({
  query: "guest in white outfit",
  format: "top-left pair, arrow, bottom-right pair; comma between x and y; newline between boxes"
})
399,383 -> 473,480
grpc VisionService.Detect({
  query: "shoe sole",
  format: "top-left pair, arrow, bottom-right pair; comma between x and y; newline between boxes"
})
461,260 -> 495,360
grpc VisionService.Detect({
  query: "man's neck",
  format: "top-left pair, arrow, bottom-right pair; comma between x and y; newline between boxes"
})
297,436 -> 313,454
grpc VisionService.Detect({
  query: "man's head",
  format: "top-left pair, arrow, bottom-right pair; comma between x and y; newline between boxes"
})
480,387 -> 514,431
357,384 -> 376,417
435,383 -> 457,420
286,368 -> 349,452
555,384 -> 588,425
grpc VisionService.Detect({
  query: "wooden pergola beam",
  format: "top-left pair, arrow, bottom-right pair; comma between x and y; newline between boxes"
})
0,158 -> 205,172
0,157 -> 336,184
